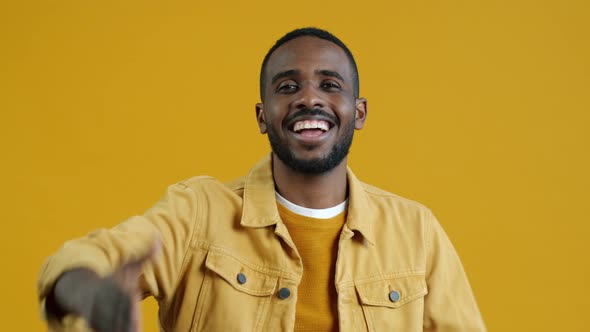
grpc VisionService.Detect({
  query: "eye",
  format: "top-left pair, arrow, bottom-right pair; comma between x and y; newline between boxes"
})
276,80 -> 299,93
320,81 -> 341,91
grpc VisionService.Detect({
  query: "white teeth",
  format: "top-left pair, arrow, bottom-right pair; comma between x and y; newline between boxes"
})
293,120 -> 330,132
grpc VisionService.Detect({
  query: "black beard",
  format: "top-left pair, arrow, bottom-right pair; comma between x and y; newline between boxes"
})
266,115 -> 355,174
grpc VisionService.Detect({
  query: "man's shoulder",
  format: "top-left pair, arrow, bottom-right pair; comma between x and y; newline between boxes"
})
174,175 -> 247,195
359,180 -> 431,213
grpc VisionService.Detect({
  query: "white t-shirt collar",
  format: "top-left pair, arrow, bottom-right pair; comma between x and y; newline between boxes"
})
275,191 -> 348,219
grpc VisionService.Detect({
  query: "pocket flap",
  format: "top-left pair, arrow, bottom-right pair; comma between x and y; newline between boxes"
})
355,275 -> 428,308
205,250 -> 278,297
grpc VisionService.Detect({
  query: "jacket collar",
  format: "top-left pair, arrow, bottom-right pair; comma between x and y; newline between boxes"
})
240,154 -> 376,244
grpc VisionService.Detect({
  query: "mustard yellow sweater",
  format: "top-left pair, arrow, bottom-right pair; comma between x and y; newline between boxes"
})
277,203 -> 347,331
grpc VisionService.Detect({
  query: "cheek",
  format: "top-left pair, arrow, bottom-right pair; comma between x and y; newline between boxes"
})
264,111 -> 285,132
333,99 -> 358,120
269,102 -> 291,122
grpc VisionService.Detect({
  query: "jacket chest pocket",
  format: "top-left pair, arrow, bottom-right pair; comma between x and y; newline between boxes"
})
191,249 -> 279,332
354,275 -> 428,332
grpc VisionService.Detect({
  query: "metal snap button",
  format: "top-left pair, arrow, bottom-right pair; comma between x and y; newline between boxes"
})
389,290 -> 401,302
237,272 -> 247,285
278,287 -> 291,299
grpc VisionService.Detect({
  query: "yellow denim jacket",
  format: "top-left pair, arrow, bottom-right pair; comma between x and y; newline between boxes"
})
38,155 -> 486,331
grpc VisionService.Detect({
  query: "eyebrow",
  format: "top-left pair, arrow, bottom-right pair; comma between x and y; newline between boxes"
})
315,70 -> 345,82
271,70 -> 299,85
270,69 -> 346,85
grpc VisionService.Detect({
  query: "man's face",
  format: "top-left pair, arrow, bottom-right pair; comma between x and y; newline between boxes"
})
256,36 -> 367,174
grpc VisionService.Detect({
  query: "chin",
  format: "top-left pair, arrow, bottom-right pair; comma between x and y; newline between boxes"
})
291,148 -> 331,161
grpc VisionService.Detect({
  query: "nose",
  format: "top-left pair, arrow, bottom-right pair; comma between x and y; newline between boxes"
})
294,84 -> 325,110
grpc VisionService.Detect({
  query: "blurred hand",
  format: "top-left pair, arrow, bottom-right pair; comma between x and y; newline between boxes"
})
51,238 -> 161,332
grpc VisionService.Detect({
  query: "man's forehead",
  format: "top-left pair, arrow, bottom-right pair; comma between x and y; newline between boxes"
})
266,36 -> 351,77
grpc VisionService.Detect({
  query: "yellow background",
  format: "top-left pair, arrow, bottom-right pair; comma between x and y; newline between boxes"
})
1,0 -> 588,331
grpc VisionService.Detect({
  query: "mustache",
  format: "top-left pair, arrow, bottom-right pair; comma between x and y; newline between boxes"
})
283,108 -> 339,127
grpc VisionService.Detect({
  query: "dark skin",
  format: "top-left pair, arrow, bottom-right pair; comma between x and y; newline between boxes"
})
46,239 -> 160,332
256,36 -> 368,208
47,36 -> 368,331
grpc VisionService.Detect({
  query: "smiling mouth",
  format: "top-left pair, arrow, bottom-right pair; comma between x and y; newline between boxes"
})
290,119 -> 333,138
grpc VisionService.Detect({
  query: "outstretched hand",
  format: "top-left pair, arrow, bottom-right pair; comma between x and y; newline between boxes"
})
51,238 -> 161,332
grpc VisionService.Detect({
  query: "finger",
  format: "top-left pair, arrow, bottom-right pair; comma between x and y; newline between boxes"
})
131,292 -> 142,332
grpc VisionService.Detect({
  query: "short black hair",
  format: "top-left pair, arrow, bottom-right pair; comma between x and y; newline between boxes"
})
259,27 -> 359,101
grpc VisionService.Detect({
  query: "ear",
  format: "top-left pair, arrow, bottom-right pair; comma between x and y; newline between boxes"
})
255,103 -> 267,134
354,98 -> 368,130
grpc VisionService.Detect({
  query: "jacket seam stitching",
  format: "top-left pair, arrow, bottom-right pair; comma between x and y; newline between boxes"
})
364,189 -> 428,206
165,184 -> 202,310
353,270 -> 427,285
360,290 -> 427,308
337,270 -> 427,290
193,241 -> 287,279
205,244 -> 301,281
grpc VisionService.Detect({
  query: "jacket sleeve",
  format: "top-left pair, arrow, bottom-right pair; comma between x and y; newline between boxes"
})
423,211 -> 486,331
37,181 -> 199,331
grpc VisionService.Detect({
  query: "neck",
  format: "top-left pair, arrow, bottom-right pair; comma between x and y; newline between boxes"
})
272,154 -> 348,209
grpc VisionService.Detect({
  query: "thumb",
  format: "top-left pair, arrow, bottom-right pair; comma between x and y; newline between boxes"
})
123,235 -> 163,271
113,235 -> 162,289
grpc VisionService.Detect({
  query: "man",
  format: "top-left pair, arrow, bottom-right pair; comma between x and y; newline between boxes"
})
38,28 -> 486,331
